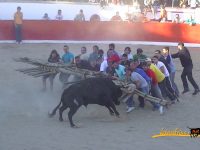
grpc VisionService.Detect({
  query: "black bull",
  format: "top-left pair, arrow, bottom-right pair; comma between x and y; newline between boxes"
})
49,77 -> 122,127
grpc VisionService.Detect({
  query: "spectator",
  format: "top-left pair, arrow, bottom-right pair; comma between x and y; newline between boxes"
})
55,9 -> 63,20
62,45 -> 74,64
185,15 -> 196,25
171,42 -> 199,95
158,5 -> 167,22
162,47 -> 179,97
172,14 -> 182,23
151,0 -> 160,20
74,9 -> 85,21
90,14 -> 101,21
42,50 -> 61,91
79,46 -> 88,61
14,6 -> 23,44
111,11 -> 123,21
42,13 -> 50,20
133,48 -> 147,64
88,45 -> 99,64
122,47 -> 133,60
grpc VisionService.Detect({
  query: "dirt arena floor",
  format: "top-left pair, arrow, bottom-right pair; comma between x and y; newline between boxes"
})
0,43 -> 200,150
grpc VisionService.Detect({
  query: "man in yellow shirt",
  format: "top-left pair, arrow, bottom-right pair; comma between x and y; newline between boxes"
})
14,6 -> 23,44
146,58 -> 176,102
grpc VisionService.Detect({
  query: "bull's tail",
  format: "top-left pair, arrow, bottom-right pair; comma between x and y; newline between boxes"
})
48,101 -> 62,118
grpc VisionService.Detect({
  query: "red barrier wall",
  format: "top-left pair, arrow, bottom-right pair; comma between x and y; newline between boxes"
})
0,20 -> 200,43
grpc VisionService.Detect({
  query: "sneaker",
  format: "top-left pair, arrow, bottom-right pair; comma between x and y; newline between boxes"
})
182,89 -> 189,94
126,107 -> 135,113
192,89 -> 200,95
159,106 -> 164,115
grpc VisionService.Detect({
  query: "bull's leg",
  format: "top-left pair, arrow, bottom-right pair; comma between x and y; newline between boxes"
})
68,106 -> 79,127
105,105 -> 114,116
108,101 -> 120,117
59,105 -> 68,122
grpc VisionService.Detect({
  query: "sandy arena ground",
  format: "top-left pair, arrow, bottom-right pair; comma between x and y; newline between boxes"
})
0,43 -> 200,150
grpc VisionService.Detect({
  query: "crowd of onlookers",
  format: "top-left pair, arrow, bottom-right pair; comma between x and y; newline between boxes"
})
42,42 -> 199,114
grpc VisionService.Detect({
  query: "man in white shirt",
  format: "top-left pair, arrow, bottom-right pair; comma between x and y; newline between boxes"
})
55,9 -> 63,20
152,56 -> 177,102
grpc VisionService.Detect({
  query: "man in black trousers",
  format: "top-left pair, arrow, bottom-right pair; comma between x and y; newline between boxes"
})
172,43 -> 199,95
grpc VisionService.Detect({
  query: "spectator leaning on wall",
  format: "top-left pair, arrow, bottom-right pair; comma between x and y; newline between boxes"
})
74,9 -> 85,21
55,9 -> 63,20
14,6 -> 23,44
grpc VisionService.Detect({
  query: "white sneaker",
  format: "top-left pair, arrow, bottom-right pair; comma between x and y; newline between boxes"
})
126,107 -> 135,113
159,106 -> 164,115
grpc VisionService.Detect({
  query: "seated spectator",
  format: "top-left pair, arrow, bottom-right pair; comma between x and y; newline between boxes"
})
133,12 -> 150,22
55,9 -> 63,20
42,13 -> 50,20
90,14 -> 101,22
74,9 -> 85,21
185,15 -> 196,25
62,45 -> 74,64
42,50 -> 61,91
172,14 -> 182,23
79,46 -> 88,61
111,11 -> 123,21
158,5 -> 167,22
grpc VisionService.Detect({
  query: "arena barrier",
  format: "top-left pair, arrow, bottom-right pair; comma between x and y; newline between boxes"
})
0,20 -> 200,44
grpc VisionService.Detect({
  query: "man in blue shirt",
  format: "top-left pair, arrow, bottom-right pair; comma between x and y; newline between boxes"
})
62,45 -> 74,64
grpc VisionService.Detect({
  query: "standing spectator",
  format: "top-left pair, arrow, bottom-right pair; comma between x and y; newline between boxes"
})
74,9 -> 85,21
172,43 -> 199,95
14,6 -> 23,44
111,11 -> 123,21
158,5 -> 167,22
55,9 -> 63,20
42,50 -> 60,91
172,14 -> 182,23
42,13 -> 50,20
62,45 -> 74,64
152,55 -> 177,102
151,0 -> 160,20
162,47 -> 179,97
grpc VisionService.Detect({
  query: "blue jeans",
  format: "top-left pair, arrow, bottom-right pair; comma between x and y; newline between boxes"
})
126,95 -> 134,107
15,24 -> 22,43
138,86 -> 149,107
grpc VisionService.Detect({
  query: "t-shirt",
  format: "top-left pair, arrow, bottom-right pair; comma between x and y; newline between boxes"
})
150,64 -> 165,83
14,12 -> 23,25
88,52 -> 98,62
131,72 -> 148,88
155,61 -> 169,77
145,68 -> 158,85
100,60 -> 108,72
132,54 -> 147,62
55,14 -> 63,20
62,52 -> 74,64
135,68 -> 151,83
115,65 -> 125,80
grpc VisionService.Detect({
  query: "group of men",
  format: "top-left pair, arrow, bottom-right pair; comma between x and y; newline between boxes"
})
59,42 -> 199,114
